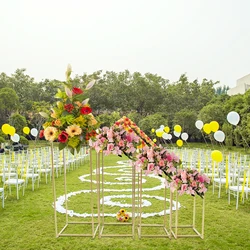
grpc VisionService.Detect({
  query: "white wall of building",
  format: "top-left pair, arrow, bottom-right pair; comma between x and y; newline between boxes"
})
227,74 -> 250,96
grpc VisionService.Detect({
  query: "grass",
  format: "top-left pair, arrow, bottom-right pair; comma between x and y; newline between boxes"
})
0,153 -> 250,250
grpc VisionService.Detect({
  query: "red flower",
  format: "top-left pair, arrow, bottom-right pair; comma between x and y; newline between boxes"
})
72,87 -> 83,95
64,104 -> 74,113
80,106 -> 92,115
39,130 -> 44,138
58,131 -> 69,143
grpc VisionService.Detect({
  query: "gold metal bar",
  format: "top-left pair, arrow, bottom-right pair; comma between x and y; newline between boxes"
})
202,196 -> 205,239
90,149 -> 94,237
63,149 -> 68,224
193,195 -> 196,227
58,224 -> 68,235
175,192 -> 178,237
51,143 -> 58,237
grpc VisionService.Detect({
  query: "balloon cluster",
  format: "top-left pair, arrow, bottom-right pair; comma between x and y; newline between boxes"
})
152,124 -> 189,147
1,124 -> 39,143
195,111 -> 240,144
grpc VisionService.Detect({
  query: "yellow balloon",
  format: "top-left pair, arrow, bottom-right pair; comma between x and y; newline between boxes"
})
151,128 -> 155,133
211,150 -> 223,162
156,131 -> 164,137
164,126 -> 170,133
174,125 -> 182,133
210,121 -> 219,132
1,123 -> 10,135
176,139 -> 183,147
8,126 -> 16,136
23,127 -> 30,134
153,138 -> 157,142
203,123 -> 211,134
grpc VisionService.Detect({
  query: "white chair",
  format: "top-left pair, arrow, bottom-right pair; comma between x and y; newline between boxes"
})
228,164 -> 250,210
4,161 -> 25,200
0,163 -> 5,208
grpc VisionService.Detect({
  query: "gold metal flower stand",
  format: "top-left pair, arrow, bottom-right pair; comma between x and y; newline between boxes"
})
137,170 -> 172,239
170,191 -> 205,239
51,144 -> 99,238
97,152 -> 136,239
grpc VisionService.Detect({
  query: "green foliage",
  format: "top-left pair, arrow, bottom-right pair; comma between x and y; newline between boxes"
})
198,103 -> 226,125
9,113 -> 28,135
0,87 -> 19,124
19,135 -> 29,145
222,123 -> 233,146
138,113 -> 168,136
127,112 -> 142,125
0,136 -> 6,143
97,111 -> 121,127
173,109 -> 198,138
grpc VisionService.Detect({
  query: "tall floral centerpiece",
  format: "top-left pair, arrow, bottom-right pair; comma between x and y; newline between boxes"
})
40,65 -> 98,154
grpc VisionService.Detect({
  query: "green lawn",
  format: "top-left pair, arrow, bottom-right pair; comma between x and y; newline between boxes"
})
0,153 -> 249,250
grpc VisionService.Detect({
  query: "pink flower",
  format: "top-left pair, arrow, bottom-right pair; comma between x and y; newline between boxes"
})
107,143 -> 114,152
119,140 -> 125,147
158,159 -> 165,167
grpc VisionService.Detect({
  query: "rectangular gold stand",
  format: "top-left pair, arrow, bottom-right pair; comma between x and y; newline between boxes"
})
98,152 -> 136,239
52,144 -> 99,238
170,192 -> 205,239
137,170 -> 171,239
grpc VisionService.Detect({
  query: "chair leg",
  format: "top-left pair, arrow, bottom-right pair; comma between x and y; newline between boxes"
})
17,184 -> 19,200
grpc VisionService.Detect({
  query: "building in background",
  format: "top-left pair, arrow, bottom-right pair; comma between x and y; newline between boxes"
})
227,74 -> 250,96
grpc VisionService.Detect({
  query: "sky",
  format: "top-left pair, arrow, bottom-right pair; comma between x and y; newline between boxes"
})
0,0 -> 250,88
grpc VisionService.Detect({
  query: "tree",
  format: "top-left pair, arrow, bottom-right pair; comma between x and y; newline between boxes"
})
173,109 -> 198,139
9,113 -> 28,135
0,88 -> 19,124
138,113 -> 168,136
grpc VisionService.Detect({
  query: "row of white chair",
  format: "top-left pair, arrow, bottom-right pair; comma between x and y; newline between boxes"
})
0,146 -> 89,208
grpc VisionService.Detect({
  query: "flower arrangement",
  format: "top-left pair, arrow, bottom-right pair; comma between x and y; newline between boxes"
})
90,117 -> 210,198
133,144 -> 181,176
40,65 -> 98,154
168,168 -> 210,198
89,116 -> 155,159
116,208 -> 131,222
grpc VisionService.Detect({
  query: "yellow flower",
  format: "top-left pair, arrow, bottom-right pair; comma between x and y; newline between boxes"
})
88,113 -> 97,126
65,124 -> 82,137
44,126 -> 58,142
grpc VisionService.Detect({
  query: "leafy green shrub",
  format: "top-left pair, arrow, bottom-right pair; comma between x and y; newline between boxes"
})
0,136 -> 6,143
19,136 -> 29,145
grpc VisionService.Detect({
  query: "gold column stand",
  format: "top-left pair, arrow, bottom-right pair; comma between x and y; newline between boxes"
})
170,192 -> 205,239
98,152 -> 136,239
137,171 -> 171,239
52,145 -> 99,238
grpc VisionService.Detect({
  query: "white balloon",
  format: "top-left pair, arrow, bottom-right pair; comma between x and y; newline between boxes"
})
214,130 -> 225,142
156,128 -> 164,132
168,134 -> 172,140
160,125 -> 164,129
174,131 -> 181,137
31,128 -> 38,137
11,133 -> 20,142
162,133 -> 169,139
181,132 -> 189,141
227,111 -> 240,126
195,120 -> 204,130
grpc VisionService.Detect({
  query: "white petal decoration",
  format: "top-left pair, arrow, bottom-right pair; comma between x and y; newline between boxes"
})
86,80 -> 95,90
